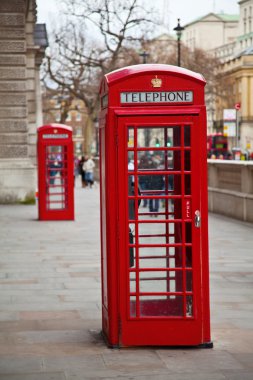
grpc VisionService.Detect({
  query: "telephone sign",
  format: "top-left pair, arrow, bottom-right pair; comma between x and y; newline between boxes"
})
99,64 -> 212,348
120,91 -> 193,103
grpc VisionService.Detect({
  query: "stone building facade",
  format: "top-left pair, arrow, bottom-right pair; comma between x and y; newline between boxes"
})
0,0 -> 47,203
182,4 -> 253,153
214,0 -> 253,152
183,13 -> 239,52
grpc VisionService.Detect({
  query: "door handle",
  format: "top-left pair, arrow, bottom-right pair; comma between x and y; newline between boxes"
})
194,210 -> 201,228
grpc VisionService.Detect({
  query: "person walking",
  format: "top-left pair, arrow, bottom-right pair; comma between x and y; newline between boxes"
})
79,156 -> 86,188
139,154 -> 149,207
148,157 -> 164,216
83,155 -> 95,188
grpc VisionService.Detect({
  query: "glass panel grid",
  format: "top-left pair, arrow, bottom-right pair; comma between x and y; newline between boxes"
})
45,145 -> 68,210
127,124 -> 193,319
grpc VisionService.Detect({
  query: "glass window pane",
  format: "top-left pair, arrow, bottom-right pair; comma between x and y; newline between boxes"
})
166,151 -> 174,170
185,174 -> 191,195
139,257 -> 168,269
173,151 -> 182,171
138,153 -> 151,171
128,151 -> 135,168
185,222 -> 192,243
184,126 -> 191,147
137,151 -> 180,171
130,296 -> 136,317
138,174 -> 164,194
129,247 -> 135,267
140,271 -> 168,293
186,270 -> 193,291
139,270 -> 184,293
139,247 -> 182,267
128,200 -> 136,220
130,272 -> 136,293
138,198 -> 182,220
137,128 -> 164,147
186,246 -> 192,268
138,222 -> 178,244
129,223 -> 136,267
186,296 -> 193,317
184,151 -> 191,171
137,127 -> 181,148
140,295 -> 184,317
128,127 -> 134,147
138,152 -> 166,171
137,174 -> 182,195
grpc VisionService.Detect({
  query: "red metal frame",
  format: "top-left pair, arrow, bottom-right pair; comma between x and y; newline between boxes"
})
37,124 -> 74,221
99,64 -> 211,347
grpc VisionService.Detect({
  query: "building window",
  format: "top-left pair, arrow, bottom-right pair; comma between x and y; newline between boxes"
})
75,142 -> 83,155
55,112 -> 61,122
66,113 -> 71,122
249,6 -> 252,32
75,127 -> 82,136
244,8 -> 247,34
76,112 -> 82,121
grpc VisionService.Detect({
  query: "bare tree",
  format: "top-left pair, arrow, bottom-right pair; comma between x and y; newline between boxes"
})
43,0 -> 156,153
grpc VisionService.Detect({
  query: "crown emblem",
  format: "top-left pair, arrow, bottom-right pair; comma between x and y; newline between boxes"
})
151,75 -> 162,88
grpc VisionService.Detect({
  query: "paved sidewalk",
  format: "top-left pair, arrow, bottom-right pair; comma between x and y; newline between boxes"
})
0,183 -> 252,379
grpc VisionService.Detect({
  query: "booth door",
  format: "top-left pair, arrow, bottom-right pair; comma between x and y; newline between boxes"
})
117,115 -> 204,346
45,144 -> 69,212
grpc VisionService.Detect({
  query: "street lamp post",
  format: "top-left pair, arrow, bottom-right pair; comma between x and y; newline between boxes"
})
139,51 -> 149,64
173,18 -> 184,67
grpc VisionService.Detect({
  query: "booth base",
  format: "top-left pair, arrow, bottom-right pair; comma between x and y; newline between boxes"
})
101,330 -> 214,349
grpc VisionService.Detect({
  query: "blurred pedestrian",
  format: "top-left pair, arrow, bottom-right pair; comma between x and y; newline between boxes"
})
74,156 -> 79,186
139,154 -> 149,207
147,158 -> 164,216
83,155 -> 95,188
79,156 -> 86,188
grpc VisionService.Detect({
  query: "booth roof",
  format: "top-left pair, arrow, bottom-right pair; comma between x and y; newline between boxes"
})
37,124 -> 73,132
105,64 -> 206,85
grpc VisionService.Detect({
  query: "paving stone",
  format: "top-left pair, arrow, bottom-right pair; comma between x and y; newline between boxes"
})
0,373 -> 66,380
0,357 -> 43,374
43,355 -> 105,371
222,371 -> 253,380
102,349 -> 167,371
232,353 -> 253,369
19,311 -> 81,321
0,311 -> 19,322
157,349 -> 245,372
66,373 -> 227,380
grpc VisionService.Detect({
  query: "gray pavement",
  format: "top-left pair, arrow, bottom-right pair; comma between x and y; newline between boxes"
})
0,182 -> 253,379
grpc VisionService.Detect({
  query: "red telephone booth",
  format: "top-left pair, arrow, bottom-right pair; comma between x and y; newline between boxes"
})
37,124 -> 74,221
99,64 -> 212,347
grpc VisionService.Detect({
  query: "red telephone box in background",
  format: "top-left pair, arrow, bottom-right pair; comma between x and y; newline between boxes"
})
37,124 -> 74,221
99,64 -> 212,347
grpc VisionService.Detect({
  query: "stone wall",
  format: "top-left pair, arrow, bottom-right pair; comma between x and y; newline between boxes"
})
0,0 -> 45,203
208,160 -> 253,223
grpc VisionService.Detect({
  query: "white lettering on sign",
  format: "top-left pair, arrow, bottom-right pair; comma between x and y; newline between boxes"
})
120,91 -> 193,104
185,199 -> 191,219
43,134 -> 68,139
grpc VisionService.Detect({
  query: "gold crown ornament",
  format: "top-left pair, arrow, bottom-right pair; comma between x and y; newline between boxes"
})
151,75 -> 162,88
